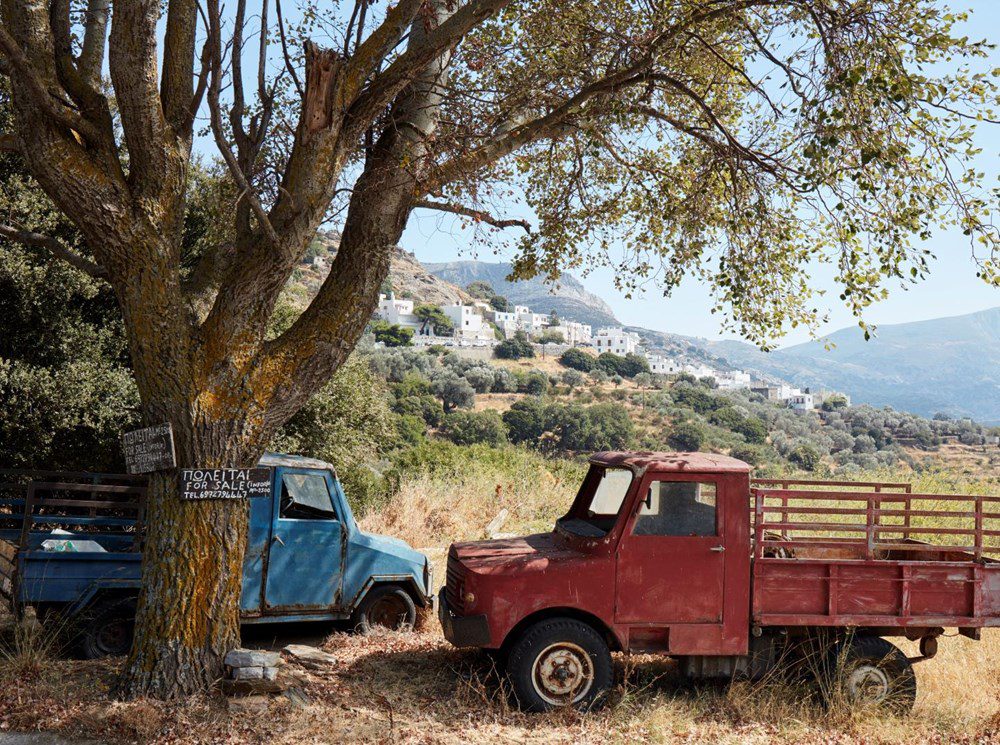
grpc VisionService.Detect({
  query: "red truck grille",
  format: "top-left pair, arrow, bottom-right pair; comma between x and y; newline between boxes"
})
446,553 -> 466,614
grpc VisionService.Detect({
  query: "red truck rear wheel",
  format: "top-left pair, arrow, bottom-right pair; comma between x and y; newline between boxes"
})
835,636 -> 916,713
506,618 -> 613,712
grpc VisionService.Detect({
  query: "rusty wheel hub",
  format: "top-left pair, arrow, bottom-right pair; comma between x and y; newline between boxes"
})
531,642 -> 594,706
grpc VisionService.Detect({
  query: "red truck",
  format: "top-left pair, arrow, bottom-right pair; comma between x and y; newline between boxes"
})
439,451 -> 999,712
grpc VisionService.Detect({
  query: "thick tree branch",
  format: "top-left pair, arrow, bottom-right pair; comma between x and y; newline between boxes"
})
79,0 -> 110,87
162,0 -> 199,134
341,0 -> 424,100
109,0 -> 173,195
346,0 -> 512,138
0,223 -> 107,279
414,198 -> 531,232
0,24 -> 101,143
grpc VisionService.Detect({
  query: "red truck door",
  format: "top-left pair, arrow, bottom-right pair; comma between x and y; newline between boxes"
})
614,472 -> 749,655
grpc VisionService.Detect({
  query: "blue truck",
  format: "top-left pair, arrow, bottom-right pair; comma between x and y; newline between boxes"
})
0,454 -> 433,658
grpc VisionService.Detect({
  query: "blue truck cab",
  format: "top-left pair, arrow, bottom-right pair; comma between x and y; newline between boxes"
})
0,455 -> 433,657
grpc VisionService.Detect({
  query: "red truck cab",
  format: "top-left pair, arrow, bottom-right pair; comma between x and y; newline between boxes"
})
440,451 -> 999,711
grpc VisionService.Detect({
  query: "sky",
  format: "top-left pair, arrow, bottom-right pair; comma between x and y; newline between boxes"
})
398,1 -> 1000,348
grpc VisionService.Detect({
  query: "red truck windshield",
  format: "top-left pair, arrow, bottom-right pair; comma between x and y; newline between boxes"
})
557,466 -> 634,538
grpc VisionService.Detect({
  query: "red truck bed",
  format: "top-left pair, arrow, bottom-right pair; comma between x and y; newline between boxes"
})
750,479 -> 1000,630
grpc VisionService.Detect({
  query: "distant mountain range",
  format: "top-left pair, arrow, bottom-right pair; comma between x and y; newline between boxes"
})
404,255 -> 1000,424
700,308 -> 1000,424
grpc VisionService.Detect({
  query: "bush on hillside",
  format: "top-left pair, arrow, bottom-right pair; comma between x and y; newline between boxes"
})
520,370 -> 549,396
561,369 -> 585,390
440,410 -> 509,447
667,421 -> 705,451
559,347 -> 596,372
431,370 -> 476,412
789,444 -> 822,471
494,331 -> 534,359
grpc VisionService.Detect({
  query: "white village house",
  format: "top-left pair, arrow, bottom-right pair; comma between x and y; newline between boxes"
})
594,327 -> 641,356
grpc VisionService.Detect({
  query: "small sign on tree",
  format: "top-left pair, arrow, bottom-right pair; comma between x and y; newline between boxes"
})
179,468 -> 272,501
122,423 -> 176,474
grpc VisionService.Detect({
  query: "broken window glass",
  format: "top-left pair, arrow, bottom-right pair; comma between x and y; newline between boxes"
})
633,481 -> 717,537
280,473 -> 336,519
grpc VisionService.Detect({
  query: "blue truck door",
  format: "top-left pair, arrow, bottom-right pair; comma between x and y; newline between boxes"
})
263,468 -> 345,611
240,469 -> 276,614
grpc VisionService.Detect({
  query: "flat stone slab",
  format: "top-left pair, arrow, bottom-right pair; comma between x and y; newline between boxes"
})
231,666 -> 264,681
282,644 -> 337,669
225,648 -> 282,668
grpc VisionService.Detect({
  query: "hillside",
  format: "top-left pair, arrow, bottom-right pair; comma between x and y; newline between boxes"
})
309,231 -> 473,307
701,307 -> 1000,423
425,259 -> 619,328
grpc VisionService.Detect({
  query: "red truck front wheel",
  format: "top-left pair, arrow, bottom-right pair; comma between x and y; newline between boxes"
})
507,618 -> 613,712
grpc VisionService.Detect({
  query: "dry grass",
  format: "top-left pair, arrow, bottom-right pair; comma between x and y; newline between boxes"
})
0,457 -> 997,743
0,625 -> 994,744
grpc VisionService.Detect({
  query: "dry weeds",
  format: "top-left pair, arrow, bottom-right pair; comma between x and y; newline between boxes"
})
0,461 -> 996,743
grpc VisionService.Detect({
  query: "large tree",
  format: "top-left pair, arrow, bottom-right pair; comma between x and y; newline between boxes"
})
0,0 -> 995,698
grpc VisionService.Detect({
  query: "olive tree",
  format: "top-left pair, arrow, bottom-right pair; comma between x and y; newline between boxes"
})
0,0 -> 996,699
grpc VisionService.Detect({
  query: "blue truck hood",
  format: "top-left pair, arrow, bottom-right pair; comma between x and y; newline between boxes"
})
351,530 -> 425,565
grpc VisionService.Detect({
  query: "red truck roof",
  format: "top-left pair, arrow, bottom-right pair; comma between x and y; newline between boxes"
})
590,450 -> 752,474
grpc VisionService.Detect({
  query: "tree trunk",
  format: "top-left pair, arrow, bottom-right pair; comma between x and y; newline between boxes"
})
118,417 -> 260,699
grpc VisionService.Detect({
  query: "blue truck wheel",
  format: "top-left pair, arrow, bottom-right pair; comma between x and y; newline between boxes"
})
352,585 -> 416,632
79,598 -> 136,659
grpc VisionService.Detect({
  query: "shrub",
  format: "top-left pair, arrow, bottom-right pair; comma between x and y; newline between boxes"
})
590,368 -> 609,384
789,444 -> 822,471
595,352 -> 627,376
633,372 -> 654,389
395,414 -> 427,447
671,384 -> 723,414
440,411 -> 509,447
730,444 -> 768,466
371,321 -> 413,347
621,353 -> 651,378
561,369 -> 584,390
490,367 -> 519,393
734,417 -> 768,445
667,421 -> 705,451
494,331 -> 534,359
585,403 -> 635,450
431,371 -> 475,412
503,399 -> 547,444
520,370 -> 549,396
559,347 -> 595,372
462,365 -> 496,394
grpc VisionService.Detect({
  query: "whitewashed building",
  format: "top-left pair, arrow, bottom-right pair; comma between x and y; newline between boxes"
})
787,392 -> 815,411
443,303 -> 495,343
377,293 -> 425,333
549,321 -> 592,346
714,370 -> 753,390
594,328 -> 641,356
645,353 -> 680,375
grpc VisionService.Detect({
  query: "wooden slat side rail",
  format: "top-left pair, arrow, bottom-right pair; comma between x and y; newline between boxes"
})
752,478 -> 911,491
752,486 -> 999,559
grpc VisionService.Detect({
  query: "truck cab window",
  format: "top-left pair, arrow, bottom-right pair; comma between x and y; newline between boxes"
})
633,481 -> 717,536
558,466 -> 634,538
280,473 -> 337,520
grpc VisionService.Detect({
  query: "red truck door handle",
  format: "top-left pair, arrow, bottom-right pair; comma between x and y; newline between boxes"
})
709,545 -> 725,553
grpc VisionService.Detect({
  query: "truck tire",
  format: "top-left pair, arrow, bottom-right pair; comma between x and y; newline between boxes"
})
506,618 -> 613,712
79,598 -> 136,660
835,636 -> 916,713
352,585 -> 417,633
